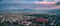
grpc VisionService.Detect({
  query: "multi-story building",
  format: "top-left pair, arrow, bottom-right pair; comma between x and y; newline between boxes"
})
0,15 -> 5,23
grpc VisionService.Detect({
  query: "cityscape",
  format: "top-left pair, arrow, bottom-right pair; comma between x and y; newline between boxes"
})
0,0 -> 60,26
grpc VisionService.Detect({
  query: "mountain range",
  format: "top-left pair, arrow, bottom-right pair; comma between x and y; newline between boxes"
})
0,8 -> 60,13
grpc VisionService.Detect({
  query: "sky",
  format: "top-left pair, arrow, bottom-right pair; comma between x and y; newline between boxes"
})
0,0 -> 60,11
1,0 -> 59,4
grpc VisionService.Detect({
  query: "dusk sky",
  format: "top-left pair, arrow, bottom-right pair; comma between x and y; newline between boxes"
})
0,0 -> 59,4
0,0 -> 60,11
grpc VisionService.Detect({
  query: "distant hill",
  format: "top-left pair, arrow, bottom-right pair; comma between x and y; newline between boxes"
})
0,8 -> 35,12
0,8 -> 60,13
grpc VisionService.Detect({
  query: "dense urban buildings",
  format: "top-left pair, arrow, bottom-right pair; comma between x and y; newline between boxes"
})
0,12 -> 60,26
0,0 -> 60,26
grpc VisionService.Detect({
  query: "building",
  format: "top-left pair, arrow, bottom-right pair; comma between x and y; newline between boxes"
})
0,15 -> 5,23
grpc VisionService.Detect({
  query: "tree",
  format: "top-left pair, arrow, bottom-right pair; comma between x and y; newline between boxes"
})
1,21 -> 8,26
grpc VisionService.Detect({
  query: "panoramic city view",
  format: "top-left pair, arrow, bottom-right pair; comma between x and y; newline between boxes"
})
0,0 -> 60,26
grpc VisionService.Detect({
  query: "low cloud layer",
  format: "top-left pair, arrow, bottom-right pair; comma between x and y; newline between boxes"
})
0,0 -> 60,11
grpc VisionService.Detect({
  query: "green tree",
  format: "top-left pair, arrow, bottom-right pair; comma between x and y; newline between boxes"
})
1,21 -> 7,26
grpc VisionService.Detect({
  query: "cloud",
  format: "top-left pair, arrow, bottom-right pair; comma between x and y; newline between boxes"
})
0,0 -> 60,11
0,0 -> 35,4
0,3 -> 59,11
